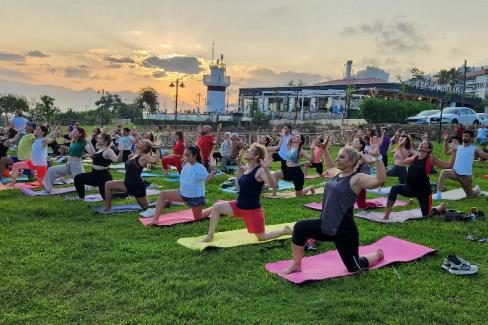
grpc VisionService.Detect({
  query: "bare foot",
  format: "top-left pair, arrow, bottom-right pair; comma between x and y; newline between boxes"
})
382,215 -> 390,220
283,226 -> 293,235
281,263 -> 302,275
149,217 -> 159,225
200,235 -> 213,243
376,248 -> 385,261
437,202 -> 447,213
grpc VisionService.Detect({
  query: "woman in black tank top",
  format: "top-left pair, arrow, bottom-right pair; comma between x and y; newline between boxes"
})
102,139 -> 160,213
71,133 -> 123,200
201,143 -> 293,243
383,140 -> 456,219
282,136 -> 388,275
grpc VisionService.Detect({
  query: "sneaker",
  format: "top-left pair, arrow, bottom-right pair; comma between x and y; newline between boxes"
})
473,185 -> 481,194
304,239 -> 318,251
434,191 -> 442,200
442,255 -> 478,275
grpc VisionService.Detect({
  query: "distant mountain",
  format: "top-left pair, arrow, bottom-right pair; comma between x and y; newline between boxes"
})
0,79 -> 187,112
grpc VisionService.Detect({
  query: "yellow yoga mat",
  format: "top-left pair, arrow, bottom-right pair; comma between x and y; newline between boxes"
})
177,222 -> 295,251
264,187 -> 324,199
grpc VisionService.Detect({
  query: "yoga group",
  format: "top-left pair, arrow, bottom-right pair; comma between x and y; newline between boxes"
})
1,108 -> 487,278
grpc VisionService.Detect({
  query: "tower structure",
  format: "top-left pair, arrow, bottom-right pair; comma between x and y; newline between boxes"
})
203,53 -> 230,114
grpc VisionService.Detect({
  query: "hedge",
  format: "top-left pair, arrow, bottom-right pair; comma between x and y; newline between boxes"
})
359,98 -> 439,124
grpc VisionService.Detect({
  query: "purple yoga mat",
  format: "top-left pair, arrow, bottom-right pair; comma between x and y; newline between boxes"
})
139,208 -> 208,226
21,187 -> 77,196
265,236 -> 436,284
82,188 -> 161,202
304,198 -> 408,211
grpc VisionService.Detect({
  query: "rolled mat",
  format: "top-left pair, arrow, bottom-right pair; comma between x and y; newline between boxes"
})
222,180 -> 295,194
434,187 -> 488,201
304,197 -> 408,211
109,163 -> 126,170
264,187 -> 324,199
139,207 -> 207,226
94,204 -> 149,214
141,172 -> 163,178
265,236 -> 436,284
356,208 -> 424,223
20,187 -> 77,196
177,222 -> 295,251
366,187 -> 392,195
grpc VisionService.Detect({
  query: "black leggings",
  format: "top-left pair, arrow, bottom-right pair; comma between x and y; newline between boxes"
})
74,169 -> 113,199
292,217 -> 369,272
387,165 -> 407,184
388,184 -> 432,217
282,166 -> 305,191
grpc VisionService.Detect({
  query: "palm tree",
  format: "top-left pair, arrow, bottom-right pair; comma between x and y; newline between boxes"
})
436,68 -> 461,93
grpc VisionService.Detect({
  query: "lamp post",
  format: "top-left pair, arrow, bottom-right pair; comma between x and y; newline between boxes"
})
97,89 -> 109,127
169,79 -> 185,121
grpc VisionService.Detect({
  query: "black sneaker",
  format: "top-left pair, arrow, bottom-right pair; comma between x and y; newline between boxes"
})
442,255 -> 478,275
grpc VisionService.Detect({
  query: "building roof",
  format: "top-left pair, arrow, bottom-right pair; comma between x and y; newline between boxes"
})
466,69 -> 488,79
315,78 -> 389,86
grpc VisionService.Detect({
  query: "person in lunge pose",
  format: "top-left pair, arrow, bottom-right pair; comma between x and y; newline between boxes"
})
282,136 -> 386,275
270,131 -> 315,197
102,140 -> 160,212
383,139 -> 454,220
149,145 -> 216,224
201,143 -> 292,242
72,133 -> 123,200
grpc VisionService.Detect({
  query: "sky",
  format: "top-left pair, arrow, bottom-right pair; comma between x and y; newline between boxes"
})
1,0 -> 487,110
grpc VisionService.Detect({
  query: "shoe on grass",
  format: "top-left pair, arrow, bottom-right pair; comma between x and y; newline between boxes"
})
442,255 -> 478,275
434,191 -> 442,200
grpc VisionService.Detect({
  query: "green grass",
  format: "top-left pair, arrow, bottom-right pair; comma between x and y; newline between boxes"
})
1,145 -> 488,323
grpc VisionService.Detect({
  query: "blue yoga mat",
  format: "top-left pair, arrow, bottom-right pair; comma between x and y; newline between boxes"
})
1,176 -> 28,184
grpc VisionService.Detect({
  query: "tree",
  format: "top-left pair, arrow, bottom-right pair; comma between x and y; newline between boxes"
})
410,67 -> 426,82
30,95 -> 60,124
0,94 -> 29,124
135,87 -> 159,116
117,103 -> 143,120
436,68 -> 461,93
95,93 -> 123,113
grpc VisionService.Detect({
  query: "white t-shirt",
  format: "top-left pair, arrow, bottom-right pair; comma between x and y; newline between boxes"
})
477,127 -> 487,140
11,116 -> 29,134
454,144 -> 475,176
31,138 -> 48,166
179,162 -> 209,198
278,134 -> 292,160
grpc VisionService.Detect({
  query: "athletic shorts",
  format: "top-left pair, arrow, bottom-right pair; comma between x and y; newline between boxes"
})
25,160 -> 48,184
311,162 -> 323,175
181,195 -> 206,208
124,181 -> 146,198
282,166 -> 304,191
229,200 -> 265,234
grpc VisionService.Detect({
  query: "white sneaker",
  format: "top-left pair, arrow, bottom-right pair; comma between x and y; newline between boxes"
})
140,208 -> 155,218
434,191 -> 442,200
473,185 -> 481,194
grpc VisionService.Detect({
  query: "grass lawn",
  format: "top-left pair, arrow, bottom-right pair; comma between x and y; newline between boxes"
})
1,144 -> 488,323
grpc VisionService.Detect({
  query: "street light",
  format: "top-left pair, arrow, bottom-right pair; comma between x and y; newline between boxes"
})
97,89 -> 109,127
169,79 -> 185,121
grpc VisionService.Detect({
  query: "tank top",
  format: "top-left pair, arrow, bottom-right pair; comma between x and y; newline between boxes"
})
125,155 -> 144,185
394,147 -> 411,163
453,145 -> 475,176
286,149 -> 300,164
237,165 -> 264,210
320,173 -> 358,236
31,138 -> 48,166
406,155 -> 431,196
92,150 -> 112,167
313,147 -> 323,163
68,140 -> 87,158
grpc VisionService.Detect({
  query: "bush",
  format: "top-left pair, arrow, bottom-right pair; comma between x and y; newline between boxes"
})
359,98 -> 439,123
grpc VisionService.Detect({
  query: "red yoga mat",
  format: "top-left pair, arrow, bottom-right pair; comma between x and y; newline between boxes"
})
265,236 -> 436,284
139,208 -> 208,226
482,175 -> 488,179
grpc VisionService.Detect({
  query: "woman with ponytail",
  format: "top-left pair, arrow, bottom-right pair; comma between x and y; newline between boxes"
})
149,145 -> 216,224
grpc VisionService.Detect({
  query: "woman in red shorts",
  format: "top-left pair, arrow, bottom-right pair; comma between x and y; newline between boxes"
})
201,143 -> 292,242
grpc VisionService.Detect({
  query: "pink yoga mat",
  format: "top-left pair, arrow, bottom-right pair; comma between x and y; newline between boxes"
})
304,198 -> 408,211
265,236 -> 435,284
21,187 -> 77,196
139,208 -> 208,226
0,182 -> 40,190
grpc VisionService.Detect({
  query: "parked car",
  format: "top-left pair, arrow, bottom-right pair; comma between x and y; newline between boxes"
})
429,107 -> 480,125
406,110 -> 440,124
477,113 -> 488,126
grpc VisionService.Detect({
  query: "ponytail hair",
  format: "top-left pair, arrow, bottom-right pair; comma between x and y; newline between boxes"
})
187,145 -> 203,164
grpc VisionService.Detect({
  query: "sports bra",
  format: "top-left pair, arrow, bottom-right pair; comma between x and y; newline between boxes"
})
92,150 -> 112,167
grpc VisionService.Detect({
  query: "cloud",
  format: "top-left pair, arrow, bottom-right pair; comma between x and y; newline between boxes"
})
152,70 -> 167,78
0,51 -> 25,62
47,68 -> 57,74
142,55 -> 203,74
104,56 -> 135,64
342,18 -> 430,53
64,66 -> 90,78
234,66 -> 326,87
0,67 -> 30,78
26,50 -> 50,58
106,63 -> 122,69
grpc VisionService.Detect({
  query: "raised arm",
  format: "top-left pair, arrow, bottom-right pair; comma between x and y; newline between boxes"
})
205,157 -> 217,184
256,154 -> 276,188
104,146 -> 123,163
354,137 -> 387,189
85,141 -> 96,157
475,147 -> 488,160
443,132 -> 452,155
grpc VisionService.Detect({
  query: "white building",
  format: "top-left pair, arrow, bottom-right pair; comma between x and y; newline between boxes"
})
203,54 -> 230,114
